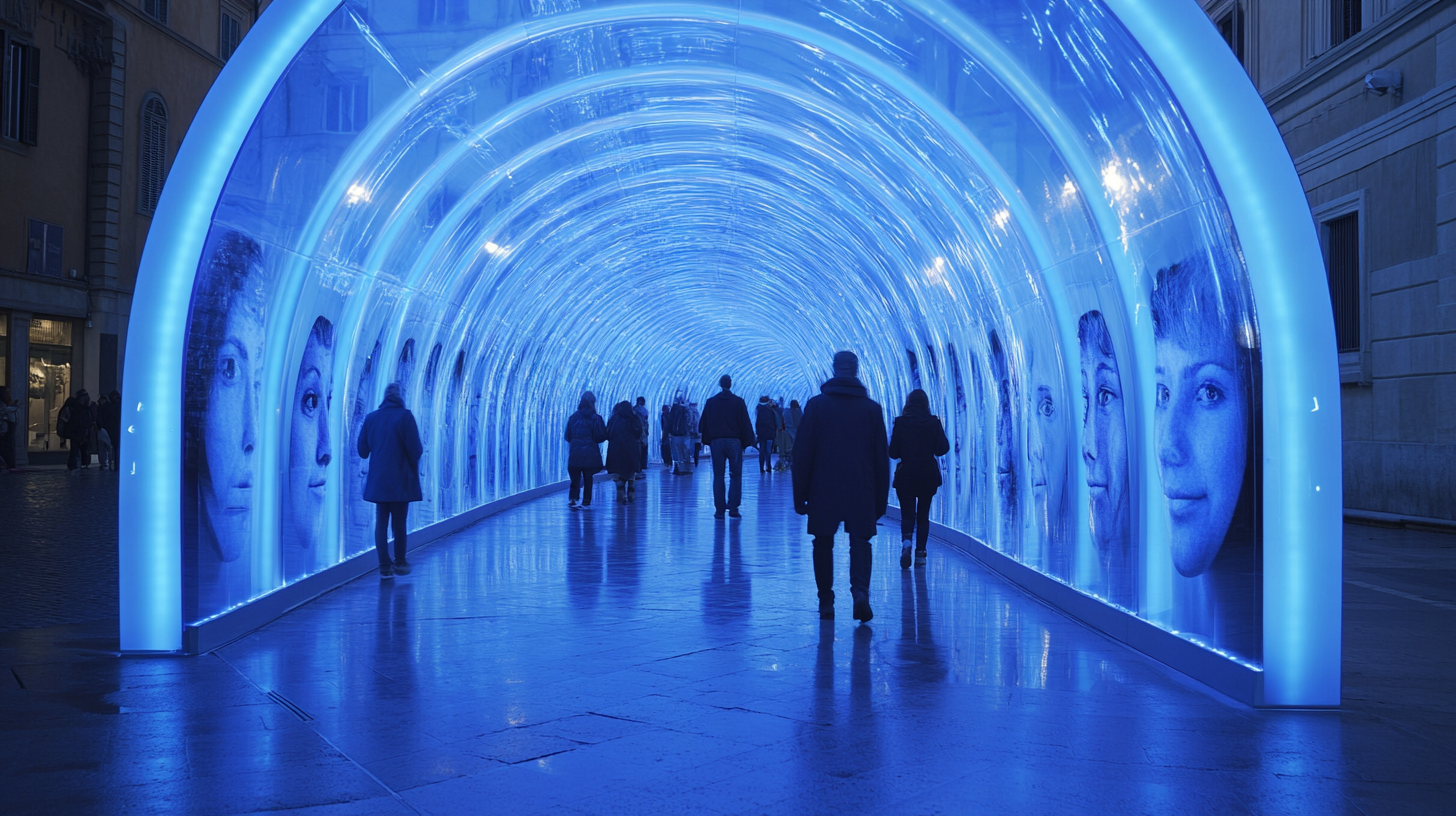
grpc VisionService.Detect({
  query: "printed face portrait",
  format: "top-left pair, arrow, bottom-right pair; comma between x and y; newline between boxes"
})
1079,310 -> 1131,557
1153,256 -> 1252,577
1026,328 -> 1069,544
285,317 -> 334,555
200,247 -> 265,563
988,330 -> 1016,510
349,340 -> 381,542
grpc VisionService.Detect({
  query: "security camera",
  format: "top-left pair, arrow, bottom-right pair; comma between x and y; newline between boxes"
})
1364,68 -> 1402,97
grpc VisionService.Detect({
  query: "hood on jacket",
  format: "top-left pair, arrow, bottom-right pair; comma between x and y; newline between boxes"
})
612,401 -> 634,419
579,390 -> 597,411
380,382 -> 405,409
820,376 -> 867,399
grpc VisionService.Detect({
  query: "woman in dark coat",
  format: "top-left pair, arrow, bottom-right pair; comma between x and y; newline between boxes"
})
358,382 -> 424,577
605,400 -> 643,504
565,391 -> 608,510
888,388 -> 950,568
754,396 -> 778,473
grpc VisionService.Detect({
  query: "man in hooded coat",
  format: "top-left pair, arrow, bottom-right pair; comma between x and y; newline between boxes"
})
358,382 -> 424,577
792,351 -> 889,622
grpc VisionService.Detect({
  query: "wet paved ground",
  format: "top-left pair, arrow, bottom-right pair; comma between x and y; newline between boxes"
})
1,466 -> 1453,814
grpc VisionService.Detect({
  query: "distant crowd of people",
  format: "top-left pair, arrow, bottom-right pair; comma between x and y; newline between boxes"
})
559,350 -> 950,624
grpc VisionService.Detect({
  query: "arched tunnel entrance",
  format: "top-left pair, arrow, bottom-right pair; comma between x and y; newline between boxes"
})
118,0 -> 1342,706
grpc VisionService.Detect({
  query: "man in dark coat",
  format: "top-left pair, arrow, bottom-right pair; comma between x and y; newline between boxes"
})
754,396 -> 778,473
98,390 -> 122,466
697,374 -> 755,519
61,390 -> 95,471
659,404 -> 674,470
358,382 -> 424,577
792,351 -> 890,622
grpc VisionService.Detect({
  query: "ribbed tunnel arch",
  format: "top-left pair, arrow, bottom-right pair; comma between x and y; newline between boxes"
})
119,0 -> 1342,706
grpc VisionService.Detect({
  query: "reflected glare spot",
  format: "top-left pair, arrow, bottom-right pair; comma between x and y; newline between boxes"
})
345,183 -> 371,205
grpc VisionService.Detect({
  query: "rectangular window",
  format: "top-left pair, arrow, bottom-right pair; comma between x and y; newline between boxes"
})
143,0 -> 169,25
1216,6 -> 1245,65
1325,212 -> 1360,353
1,35 -> 39,145
26,220 -> 63,278
325,81 -> 368,133
1330,0 -> 1362,47
219,11 -> 242,61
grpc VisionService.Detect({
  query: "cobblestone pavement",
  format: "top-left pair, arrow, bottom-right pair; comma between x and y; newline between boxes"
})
0,467 -> 119,633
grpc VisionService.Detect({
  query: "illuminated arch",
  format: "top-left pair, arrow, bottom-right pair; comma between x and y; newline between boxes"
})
119,0 -> 1341,706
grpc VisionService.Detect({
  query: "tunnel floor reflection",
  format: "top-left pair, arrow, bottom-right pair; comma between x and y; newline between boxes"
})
120,471 -> 1388,815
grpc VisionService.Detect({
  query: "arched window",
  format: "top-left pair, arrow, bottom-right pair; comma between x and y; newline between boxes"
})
138,95 -> 168,214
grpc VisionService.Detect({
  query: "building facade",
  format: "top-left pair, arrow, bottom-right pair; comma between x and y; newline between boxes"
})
0,0 -> 255,465
1202,0 -> 1455,523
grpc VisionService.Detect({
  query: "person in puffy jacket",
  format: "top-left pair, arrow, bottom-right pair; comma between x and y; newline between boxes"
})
793,351 -> 889,623
358,382 -> 424,577
888,389 -> 950,569
606,400 -> 643,504
565,391 -> 608,510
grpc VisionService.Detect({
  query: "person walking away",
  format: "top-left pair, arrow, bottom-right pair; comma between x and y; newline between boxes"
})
772,398 -> 790,471
782,398 -> 802,470
698,374 -> 755,519
659,404 -> 674,470
687,400 -> 702,466
60,390 -> 95,471
754,396 -> 778,473
889,389 -> 950,569
358,382 -> 424,577
99,390 -> 122,469
606,400 -> 643,503
565,391 -> 608,510
94,394 -> 114,470
668,396 -> 693,475
793,351 -> 889,623
633,397 -> 650,479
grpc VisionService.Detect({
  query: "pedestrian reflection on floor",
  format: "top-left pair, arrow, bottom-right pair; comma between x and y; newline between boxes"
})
702,520 -> 751,624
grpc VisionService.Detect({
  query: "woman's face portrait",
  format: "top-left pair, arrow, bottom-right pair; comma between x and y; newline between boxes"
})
202,279 -> 263,563
286,320 -> 334,552
1026,337 -> 1069,543
990,334 -> 1016,510
1079,314 -> 1130,556
1155,329 -> 1248,577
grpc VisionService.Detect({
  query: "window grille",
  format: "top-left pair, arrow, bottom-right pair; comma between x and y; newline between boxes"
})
142,0 -> 169,25
1,35 -> 38,145
1325,212 -> 1360,353
139,96 -> 168,214
325,81 -> 368,133
26,220 -> 63,278
1330,0 -> 1362,47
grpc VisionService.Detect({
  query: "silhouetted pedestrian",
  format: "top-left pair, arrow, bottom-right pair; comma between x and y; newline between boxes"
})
698,374 -> 755,519
0,386 -> 16,471
793,351 -> 889,622
99,390 -> 122,469
565,391 -> 608,510
633,396 -> 650,479
358,382 -> 424,577
782,398 -> 802,469
755,396 -> 777,473
668,395 -> 693,475
687,400 -> 702,466
95,394 -> 114,470
60,390 -> 95,471
606,400 -> 643,504
659,403 -> 674,470
889,389 -> 950,569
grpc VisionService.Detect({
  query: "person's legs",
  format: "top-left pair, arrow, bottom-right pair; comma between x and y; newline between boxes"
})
662,439 -> 673,469
896,488 -> 916,569
915,493 -> 933,553
849,534 -> 873,621
569,467 -> 583,504
671,436 -> 691,472
374,503 -> 393,570
812,534 -> 835,612
693,441 -> 701,466
614,475 -> 627,503
582,471 -> 594,506
710,440 -> 728,512
390,502 -> 409,566
725,440 -> 743,511
639,443 -> 648,477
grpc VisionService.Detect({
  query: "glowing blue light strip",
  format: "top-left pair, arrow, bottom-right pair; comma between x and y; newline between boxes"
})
1105,0 -> 1343,706
117,0 -> 341,652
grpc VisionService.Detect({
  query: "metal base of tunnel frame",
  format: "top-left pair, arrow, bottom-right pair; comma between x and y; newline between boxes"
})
177,474 -> 614,655
886,507 -> 1270,708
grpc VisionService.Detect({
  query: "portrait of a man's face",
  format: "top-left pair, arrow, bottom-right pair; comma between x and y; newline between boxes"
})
284,316 -> 335,571
1078,310 -> 1131,559
1026,327 -> 1069,549
1153,255 -> 1254,577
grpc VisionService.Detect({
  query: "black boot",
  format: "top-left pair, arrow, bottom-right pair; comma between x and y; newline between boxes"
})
812,537 -> 835,616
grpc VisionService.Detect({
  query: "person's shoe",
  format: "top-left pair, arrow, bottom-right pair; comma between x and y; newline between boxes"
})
900,542 -> 913,570
852,594 -> 873,623
714,509 -> 726,520
393,560 -> 412,576
915,550 -> 927,567
569,500 -> 579,511
819,601 -> 835,620
580,503 -> 593,511
728,508 -> 741,518
379,563 -> 394,578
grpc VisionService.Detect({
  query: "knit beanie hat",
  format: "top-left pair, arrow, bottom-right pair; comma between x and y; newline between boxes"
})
832,350 -> 859,378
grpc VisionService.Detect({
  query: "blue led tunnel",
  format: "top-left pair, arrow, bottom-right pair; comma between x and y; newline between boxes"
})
118,0 -> 1342,706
